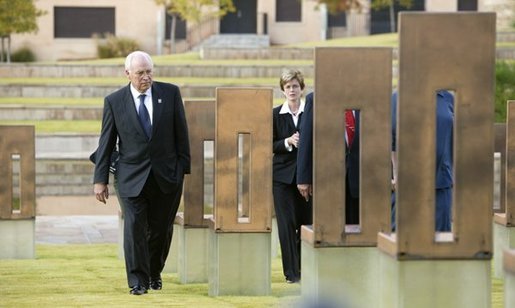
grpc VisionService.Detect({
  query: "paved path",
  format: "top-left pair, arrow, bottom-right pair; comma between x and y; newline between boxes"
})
36,215 -> 118,244
35,196 -> 120,244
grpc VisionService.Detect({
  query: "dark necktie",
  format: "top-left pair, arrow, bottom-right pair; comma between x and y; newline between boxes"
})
138,94 -> 151,139
345,110 -> 355,147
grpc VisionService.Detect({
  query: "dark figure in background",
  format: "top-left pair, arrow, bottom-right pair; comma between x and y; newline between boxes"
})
296,93 -> 361,225
273,70 -> 312,283
93,51 -> 190,295
391,90 -> 454,232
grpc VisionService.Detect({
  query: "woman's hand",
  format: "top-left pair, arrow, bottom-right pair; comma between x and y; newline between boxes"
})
287,131 -> 300,148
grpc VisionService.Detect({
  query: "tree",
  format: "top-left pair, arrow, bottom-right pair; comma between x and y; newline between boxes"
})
316,0 -> 363,13
154,0 -> 235,53
0,0 -> 46,62
316,0 -> 412,33
371,0 -> 413,33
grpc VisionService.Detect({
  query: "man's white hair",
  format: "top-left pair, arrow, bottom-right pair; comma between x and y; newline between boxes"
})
125,51 -> 153,71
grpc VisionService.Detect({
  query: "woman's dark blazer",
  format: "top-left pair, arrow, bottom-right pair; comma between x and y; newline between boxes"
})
273,104 -> 302,185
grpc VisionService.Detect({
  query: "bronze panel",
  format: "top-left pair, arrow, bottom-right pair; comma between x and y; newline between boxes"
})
378,12 -> 496,259
0,126 -> 35,219
494,123 -> 506,213
501,101 -> 515,226
313,47 -> 392,247
183,100 -> 215,228
214,88 -> 273,232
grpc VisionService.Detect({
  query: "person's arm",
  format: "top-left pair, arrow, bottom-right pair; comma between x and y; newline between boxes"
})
391,91 -> 398,192
391,151 -> 397,192
173,85 -> 191,175
93,96 -> 118,203
297,93 -> 314,201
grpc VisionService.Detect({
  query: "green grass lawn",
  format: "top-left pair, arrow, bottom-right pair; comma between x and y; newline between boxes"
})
0,77 -> 314,87
0,120 -> 102,133
289,33 -> 399,48
0,244 -> 300,307
0,244 -> 506,307
0,97 -> 104,106
59,53 -> 313,66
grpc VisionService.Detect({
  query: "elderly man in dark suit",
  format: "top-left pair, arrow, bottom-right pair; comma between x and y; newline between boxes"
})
297,92 -> 360,224
93,51 -> 190,295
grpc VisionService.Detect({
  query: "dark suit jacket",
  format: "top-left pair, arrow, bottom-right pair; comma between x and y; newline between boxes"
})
296,92 -> 360,198
272,104 -> 303,184
93,81 -> 191,198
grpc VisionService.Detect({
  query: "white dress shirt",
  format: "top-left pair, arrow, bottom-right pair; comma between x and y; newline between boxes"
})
279,99 -> 305,151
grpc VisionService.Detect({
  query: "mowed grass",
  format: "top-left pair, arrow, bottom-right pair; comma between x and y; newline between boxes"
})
290,33 -> 399,48
0,77 -> 291,86
0,244 -> 301,308
0,97 -> 104,106
0,244 -> 506,307
0,120 -> 102,133
50,52 -> 312,66
0,97 -> 286,107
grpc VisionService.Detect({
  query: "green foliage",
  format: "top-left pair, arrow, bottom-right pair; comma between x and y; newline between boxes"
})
371,0 -> 413,10
10,46 -> 36,62
495,61 -> 515,122
0,0 -> 46,36
95,34 -> 140,59
315,0 -> 363,14
0,0 -> 46,62
316,0 -> 413,14
155,0 -> 235,25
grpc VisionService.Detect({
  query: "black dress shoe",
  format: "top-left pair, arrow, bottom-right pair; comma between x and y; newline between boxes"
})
150,278 -> 162,290
130,285 -> 148,295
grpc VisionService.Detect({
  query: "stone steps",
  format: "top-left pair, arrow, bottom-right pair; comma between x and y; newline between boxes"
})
10,134 -> 215,197
1,46 -> 512,80
200,34 -> 270,49
10,157 -> 95,196
28,157 -> 213,197
200,47 -> 314,60
0,84 -> 315,102
201,46 -> 515,60
36,134 -> 99,158
0,105 -> 103,121
0,63 -> 313,78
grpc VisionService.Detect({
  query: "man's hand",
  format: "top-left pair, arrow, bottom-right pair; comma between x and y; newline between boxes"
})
297,184 -> 312,202
94,183 -> 109,204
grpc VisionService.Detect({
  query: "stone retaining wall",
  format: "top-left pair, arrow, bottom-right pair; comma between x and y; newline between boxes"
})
0,46 -> 512,79
0,63 -> 314,78
0,105 -> 103,121
0,84 -> 315,101
21,134 -> 214,196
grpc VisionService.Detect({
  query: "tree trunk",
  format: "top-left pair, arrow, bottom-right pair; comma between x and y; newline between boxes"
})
197,24 -> 202,48
170,14 -> 177,54
0,37 -> 4,62
389,2 -> 395,33
7,35 -> 11,63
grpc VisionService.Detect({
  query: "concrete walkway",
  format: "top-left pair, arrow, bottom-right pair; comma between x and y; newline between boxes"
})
35,196 -> 120,244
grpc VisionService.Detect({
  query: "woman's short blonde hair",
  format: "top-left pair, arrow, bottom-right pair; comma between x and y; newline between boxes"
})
279,69 -> 305,91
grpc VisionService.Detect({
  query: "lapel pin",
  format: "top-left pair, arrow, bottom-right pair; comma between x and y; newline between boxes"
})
158,98 -> 162,104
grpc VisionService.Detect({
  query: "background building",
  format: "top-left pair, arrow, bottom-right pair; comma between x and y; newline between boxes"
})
9,0 -> 514,61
